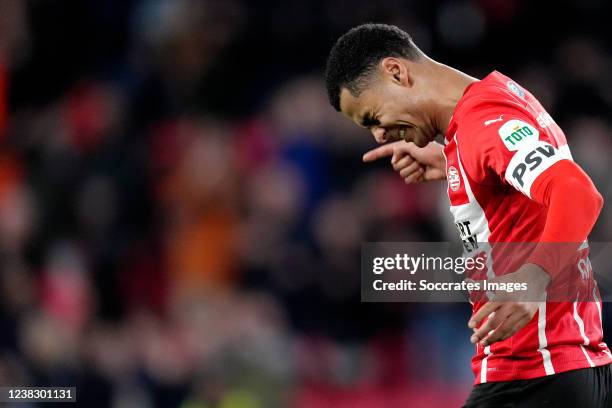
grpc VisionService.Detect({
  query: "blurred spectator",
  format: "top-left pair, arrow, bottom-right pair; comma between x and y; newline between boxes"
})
0,1 -> 611,407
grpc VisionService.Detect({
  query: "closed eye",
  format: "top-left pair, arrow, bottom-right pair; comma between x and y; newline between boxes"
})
361,113 -> 380,128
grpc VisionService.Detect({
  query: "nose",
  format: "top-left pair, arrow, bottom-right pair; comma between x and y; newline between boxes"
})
371,127 -> 387,144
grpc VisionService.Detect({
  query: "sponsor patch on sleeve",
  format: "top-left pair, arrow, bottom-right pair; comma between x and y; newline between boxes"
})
498,119 -> 539,151
504,141 -> 572,197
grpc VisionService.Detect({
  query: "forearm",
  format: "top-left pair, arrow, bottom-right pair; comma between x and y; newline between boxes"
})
526,160 -> 603,277
537,162 -> 602,242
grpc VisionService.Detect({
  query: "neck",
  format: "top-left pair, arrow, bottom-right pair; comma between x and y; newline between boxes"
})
426,60 -> 479,136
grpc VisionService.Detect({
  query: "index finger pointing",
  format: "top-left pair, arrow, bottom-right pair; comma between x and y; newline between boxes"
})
363,144 -> 395,162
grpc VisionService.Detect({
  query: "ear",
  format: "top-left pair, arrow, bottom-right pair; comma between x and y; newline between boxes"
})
380,57 -> 412,87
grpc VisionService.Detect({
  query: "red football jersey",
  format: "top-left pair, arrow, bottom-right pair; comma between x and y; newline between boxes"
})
444,71 -> 612,383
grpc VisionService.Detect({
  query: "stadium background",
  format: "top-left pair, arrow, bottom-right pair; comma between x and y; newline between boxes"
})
0,0 -> 612,406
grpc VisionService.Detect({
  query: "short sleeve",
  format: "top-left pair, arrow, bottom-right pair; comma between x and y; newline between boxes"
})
457,104 -> 571,198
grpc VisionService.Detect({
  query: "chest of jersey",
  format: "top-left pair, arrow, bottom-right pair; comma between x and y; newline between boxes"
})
444,135 -> 492,253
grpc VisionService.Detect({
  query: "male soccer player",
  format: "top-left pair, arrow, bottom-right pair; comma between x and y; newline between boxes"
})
325,24 -> 612,407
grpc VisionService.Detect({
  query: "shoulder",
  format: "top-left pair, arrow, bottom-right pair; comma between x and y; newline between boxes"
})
456,100 -> 539,152
453,100 -> 541,184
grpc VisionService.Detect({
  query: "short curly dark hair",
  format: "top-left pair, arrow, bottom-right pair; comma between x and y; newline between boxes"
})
325,23 -> 422,111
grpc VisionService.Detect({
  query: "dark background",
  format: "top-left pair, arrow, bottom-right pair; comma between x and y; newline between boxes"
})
0,0 -> 611,406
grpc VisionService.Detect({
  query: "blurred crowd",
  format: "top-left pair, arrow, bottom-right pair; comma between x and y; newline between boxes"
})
0,0 -> 611,407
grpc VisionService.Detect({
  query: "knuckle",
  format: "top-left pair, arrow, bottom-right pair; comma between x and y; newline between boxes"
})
497,333 -> 509,342
517,305 -> 530,315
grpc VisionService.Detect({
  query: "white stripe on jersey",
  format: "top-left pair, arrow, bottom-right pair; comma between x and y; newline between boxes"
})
452,135 -> 493,244
453,135 -> 495,383
452,135 -> 495,280
573,301 -> 595,367
480,344 -> 491,384
592,289 -> 612,359
580,345 -> 595,367
573,301 -> 590,346
538,301 -> 555,375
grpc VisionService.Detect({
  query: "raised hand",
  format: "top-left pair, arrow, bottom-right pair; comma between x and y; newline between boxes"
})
363,141 -> 447,184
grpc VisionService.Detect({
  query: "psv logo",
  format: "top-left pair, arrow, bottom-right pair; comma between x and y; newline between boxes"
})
448,166 -> 461,191
511,144 -> 555,187
505,140 -> 571,196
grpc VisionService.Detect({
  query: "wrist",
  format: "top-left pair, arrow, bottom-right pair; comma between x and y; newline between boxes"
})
523,263 -> 551,291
